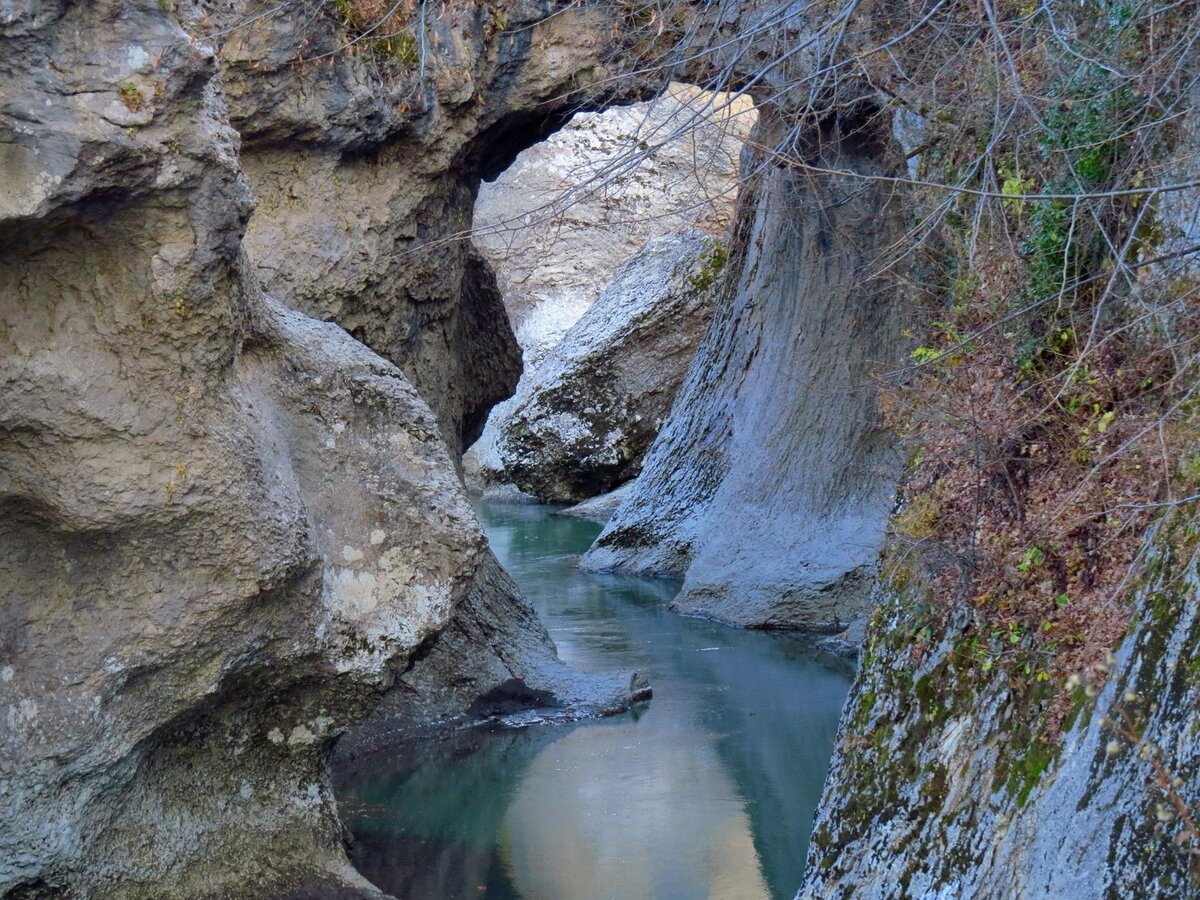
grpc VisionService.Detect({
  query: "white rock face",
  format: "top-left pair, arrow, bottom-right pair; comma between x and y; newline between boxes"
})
495,231 -> 722,503
465,86 -> 754,487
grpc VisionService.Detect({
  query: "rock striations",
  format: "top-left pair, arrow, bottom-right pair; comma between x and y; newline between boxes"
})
581,129 -> 905,633
804,519 -> 1200,898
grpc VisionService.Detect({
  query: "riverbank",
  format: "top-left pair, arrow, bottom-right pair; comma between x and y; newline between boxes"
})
337,502 -> 853,899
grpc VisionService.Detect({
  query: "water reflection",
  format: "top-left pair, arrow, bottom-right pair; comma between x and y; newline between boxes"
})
339,503 -> 853,899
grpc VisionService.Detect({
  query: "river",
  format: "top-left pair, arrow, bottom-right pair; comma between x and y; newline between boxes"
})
338,501 -> 853,900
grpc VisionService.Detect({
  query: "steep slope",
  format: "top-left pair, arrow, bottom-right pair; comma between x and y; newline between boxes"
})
582,131 -> 904,631
215,0 -> 643,453
0,2 -> 639,896
465,86 -> 751,488
805,520 -> 1200,897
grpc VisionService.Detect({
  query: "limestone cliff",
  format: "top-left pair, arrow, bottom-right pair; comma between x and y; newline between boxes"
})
214,0 -> 641,454
582,123 -> 904,632
804,520 -> 1200,898
0,1 -> 636,896
465,87 -> 751,490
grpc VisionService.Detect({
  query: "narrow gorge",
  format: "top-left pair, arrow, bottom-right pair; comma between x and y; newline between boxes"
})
2,1 -> 1198,898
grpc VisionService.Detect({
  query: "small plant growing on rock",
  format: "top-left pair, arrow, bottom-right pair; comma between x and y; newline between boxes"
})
117,81 -> 142,112
333,0 -> 421,67
689,239 -> 728,292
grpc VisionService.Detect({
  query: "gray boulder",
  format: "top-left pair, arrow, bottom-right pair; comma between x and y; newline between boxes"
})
495,231 -> 721,503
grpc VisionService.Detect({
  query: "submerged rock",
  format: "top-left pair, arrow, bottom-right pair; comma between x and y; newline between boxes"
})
556,482 -> 638,524
495,231 -> 721,503
581,141 -> 905,632
814,618 -> 869,659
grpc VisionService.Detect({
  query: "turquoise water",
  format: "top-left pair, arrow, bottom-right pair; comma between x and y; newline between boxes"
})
339,502 -> 853,900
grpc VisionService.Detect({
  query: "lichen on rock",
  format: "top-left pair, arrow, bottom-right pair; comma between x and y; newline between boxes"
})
804,518 -> 1200,898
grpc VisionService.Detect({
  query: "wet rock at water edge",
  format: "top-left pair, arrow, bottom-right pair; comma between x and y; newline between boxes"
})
582,153 -> 905,634
0,0 -> 641,894
555,482 -> 638,524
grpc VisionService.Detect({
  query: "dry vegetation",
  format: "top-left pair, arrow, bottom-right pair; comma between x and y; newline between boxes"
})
601,0 -> 1200,777
861,0 -> 1200,706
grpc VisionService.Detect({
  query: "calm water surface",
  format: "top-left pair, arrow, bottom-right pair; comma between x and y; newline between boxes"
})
340,502 -> 853,900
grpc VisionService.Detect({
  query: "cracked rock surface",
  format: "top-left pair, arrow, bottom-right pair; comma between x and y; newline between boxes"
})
494,230 -> 720,503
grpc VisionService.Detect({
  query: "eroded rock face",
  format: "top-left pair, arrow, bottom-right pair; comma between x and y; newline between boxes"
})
493,231 -> 720,503
335,553 -> 643,761
0,2 -> 632,896
213,0 -> 638,454
804,521 -> 1200,898
0,44 -> 466,891
581,131 -> 904,632
473,86 -> 752,367
464,88 -> 751,487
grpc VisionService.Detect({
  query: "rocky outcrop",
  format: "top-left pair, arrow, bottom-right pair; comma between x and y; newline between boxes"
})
556,482 -> 637,524
581,127 -> 904,632
494,231 -> 721,503
464,87 -> 751,485
0,2 -> 639,896
473,85 -> 752,367
0,52 -> 469,887
804,519 -> 1200,898
336,553 -> 648,760
215,0 -> 644,453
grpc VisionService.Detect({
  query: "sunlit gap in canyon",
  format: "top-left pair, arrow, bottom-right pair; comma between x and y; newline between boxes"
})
333,86 -> 854,900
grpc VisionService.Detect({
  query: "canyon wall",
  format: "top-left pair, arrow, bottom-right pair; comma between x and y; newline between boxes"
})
0,1 -> 638,895
7,0 -> 1194,897
465,87 -> 751,493
804,520 -> 1200,898
220,0 -> 635,454
802,63 -> 1200,898
582,116 -> 904,632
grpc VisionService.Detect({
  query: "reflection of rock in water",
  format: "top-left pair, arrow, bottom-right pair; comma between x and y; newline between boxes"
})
339,503 -> 853,900
499,719 -> 771,900
338,726 -> 563,900
681,636 -> 854,898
